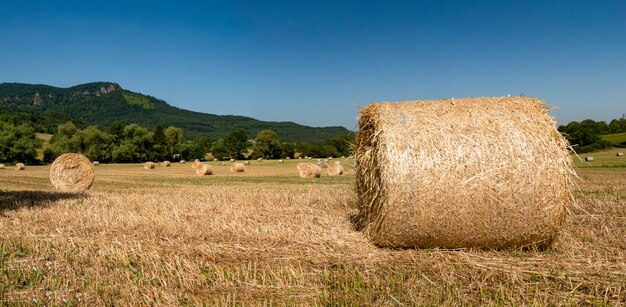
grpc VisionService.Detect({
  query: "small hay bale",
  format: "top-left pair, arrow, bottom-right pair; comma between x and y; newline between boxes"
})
220,162 -> 226,166
286,157 -> 291,160
334,161 -> 341,165
161,161 -> 171,167
297,163 -> 321,178
244,161 -> 250,165
231,162 -> 245,172
278,159 -> 284,163
316,159 -> 321,162
195,163 -> 213,176
257,158 -> 263,162
230,158 -> 235,162
0,164 -> 5,169
307,157 -> 312,160
92,161 -> 99,166
617,152 -> 624,157
15,163 -> 25,170
213,158 -> 218,162
49,153 -> 95,192
192,160 -> 202,169
144,162 -> 155,169
327,163 -> 344,176
355,97 -> 574,249
180,160 -> 186,164
585,156 -> 594,162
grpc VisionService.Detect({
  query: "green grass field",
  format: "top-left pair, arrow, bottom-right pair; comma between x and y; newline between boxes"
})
601,132 -> 626,144
573,147 -> 626,168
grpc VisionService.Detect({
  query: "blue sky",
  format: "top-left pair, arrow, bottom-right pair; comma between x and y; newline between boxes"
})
1,1 -> 625,129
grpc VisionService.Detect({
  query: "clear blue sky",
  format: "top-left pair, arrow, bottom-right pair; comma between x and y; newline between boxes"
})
1,0 -> 625,129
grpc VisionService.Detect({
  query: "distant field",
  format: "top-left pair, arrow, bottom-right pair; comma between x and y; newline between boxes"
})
601,132 -> 626,144
35,133 -> 53,160
0,159 -> 624,305
573,147 -> 626,168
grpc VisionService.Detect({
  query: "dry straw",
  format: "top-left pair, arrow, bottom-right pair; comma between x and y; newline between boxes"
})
92,161 -> 99,166
231,162 -> 245,172
616,152 -> 623,157
161,161 -> 171,167
297,163 -> 321,178
195,163 -> 213,176
0,164 -> 5,169
144,162 -> 155,169
15,163 -> 25,170
49,153 -> 95,192
585,156 -> 594,162
327,163 -> 344,176
355,97 -> 574,249
278,159 -> 284,163
180,160 -> 186,164
192,160 -> 201,169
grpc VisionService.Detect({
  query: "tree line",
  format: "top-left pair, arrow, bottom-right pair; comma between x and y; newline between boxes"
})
558,117 -> 626,153
0,120 -> 354,164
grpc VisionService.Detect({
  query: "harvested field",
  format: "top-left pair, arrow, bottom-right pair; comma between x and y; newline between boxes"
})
0,159 -> 624,305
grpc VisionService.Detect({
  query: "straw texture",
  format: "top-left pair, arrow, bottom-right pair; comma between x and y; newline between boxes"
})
327,164 -> 344,176
15,163 -> 25,170
49,153 -> 95,192
195,164 -> 213,176
144,162 -> 155,169
0,164 -> 4,169
585,157 -> 594,162
355,97 -> 574,249
231,162 -> 245,172
161,161 -> 171,167
297,163 -> 321,178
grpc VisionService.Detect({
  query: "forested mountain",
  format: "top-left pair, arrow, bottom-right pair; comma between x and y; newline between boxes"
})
0,82 -> 350,142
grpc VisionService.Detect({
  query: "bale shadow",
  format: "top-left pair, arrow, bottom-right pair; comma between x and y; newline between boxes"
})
0,190 -> 83,215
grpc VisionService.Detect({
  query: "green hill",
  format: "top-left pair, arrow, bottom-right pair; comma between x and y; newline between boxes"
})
601,132 -> 626,145
0,82 -> 350,142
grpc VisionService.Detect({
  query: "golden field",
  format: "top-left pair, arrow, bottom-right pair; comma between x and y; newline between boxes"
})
0,157 -> 624,305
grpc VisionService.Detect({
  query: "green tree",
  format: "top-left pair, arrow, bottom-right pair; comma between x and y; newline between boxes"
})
252,129 -> 281,159
164,126 -> 184,158
223,129 -> 248,159
0,121 -> 42,163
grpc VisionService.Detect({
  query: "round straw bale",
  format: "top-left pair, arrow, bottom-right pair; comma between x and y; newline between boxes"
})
327,163 -> 344,176
180,160 -> 186,164
355,97 -> 574,249
195,163 -> 213,176
230,158 -> 235,162
92,161 -> 99,165
220,162 -> 226,166
286,157 -> 291,160
192,160 -> 202,169
231,162 -> 245,172
15,163 -> 25,170
49,153 -> 95,192
278,159 -> 284,163
161,161 -> 171,167
257,158 -> 263,162
585,156 -> 594,162
297,163 -> 321,178
334,161 -> 341,165
213,158 -> 218,161
244,161 -> 250,165
617,152 -> 624,157
144,162 -> 155,169
0,164 -> 5,169
307,157 -> 312,160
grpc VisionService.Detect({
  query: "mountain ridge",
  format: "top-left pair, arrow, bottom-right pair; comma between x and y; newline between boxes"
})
0,82 -> 350,142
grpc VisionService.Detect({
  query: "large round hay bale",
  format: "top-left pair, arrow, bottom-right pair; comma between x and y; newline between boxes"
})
327,163 -> 344,176
231,162 -> 245,172
195,163 -> 213,176
15,163 -> 25,170
161,161 -> 171,167
355,97 -> 574,249
297,163 -> 321,178
49,153 -> 95,192
144,162 -> 155,169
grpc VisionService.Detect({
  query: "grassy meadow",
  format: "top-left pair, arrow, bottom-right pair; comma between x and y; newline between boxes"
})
0,156 -> 624,305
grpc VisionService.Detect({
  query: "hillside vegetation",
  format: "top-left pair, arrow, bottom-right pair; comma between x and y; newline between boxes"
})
0,82 -> 349,142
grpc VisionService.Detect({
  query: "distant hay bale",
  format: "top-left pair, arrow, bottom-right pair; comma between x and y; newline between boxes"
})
161,161 -> 171,167
244,161 -> 250,165
180,160 -> 186,164
617,152 -> 624,157
15,163 -> 25,170
192,160 -> 202,169
334,161 -> 341,165
195,163 -> 213,176
307,157 -> 312,160
327,163 -> 344,176
355,97 -> 574,249
213,158 -> 218,161
230,158 -> 235,162
220,162 -> 226,166
144,162 -> 155,169
286,157 -> 291,160
257,158 -> 263,162
297,163 -> 321,178
49,153 -> 95,192
316,159 -> 321,162
585,156 -> 594,162
278,159 -> 284,163
231,162 -> 245,172
0,164 -> 5,169
92,161 -> 99,166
